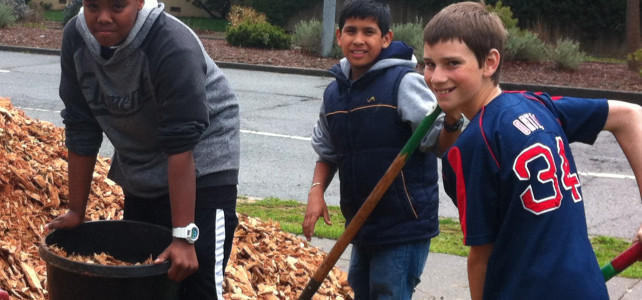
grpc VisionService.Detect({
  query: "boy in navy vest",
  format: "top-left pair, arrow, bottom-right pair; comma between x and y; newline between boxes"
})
424,2 -> 642,299
302,0 -> 459,298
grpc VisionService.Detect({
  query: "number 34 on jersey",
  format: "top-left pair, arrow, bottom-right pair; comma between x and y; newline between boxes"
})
513,136 -> 582,215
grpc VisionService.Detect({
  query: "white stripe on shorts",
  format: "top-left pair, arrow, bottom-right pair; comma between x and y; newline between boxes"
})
214,209 -> 225,299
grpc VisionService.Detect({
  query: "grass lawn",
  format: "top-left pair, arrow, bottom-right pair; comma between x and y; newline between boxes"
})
238,197 -> 642,279
44,10 -> 63,22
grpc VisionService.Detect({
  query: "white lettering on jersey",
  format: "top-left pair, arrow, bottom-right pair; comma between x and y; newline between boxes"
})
513,113 -> 545,135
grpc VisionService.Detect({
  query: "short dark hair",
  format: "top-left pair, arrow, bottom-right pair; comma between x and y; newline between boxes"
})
423,1 -> 506,85
338,0 -> 391,36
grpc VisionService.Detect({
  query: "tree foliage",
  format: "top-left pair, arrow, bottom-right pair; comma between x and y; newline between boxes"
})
189,0 -> 231,19
249,0 -> 317,26
485,0 -> 628,40
408,0 -> 633,43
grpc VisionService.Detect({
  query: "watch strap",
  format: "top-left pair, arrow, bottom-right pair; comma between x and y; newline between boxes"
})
172,223 -> 199,243
444,116 -> 464,132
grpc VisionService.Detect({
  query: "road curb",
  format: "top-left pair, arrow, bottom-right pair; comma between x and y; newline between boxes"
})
2,44 -> 640,104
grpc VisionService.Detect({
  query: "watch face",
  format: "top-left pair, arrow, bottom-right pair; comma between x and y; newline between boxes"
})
190,228 -> 198,240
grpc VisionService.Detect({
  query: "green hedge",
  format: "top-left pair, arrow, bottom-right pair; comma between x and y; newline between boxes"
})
250,0 -> 317,27
0,3 -> 16,28
226,20 -> 291,49
410,0 -> 631,43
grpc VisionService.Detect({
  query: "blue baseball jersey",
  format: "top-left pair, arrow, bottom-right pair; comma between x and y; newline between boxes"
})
442,91 -> 610,299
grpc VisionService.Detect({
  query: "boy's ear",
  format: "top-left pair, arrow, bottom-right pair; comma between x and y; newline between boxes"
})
382,30 -> 393,48
483,48 -> 501,78
137,0 -> 145,10
335,28 -> 342,47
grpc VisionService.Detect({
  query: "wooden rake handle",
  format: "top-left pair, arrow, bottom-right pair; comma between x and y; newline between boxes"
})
298,106 -> 443,300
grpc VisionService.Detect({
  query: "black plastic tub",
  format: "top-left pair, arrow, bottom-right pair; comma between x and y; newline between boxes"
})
39,220 -> 180,300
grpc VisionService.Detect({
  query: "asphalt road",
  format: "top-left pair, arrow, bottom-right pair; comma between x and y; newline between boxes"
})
1,50 -> 640,240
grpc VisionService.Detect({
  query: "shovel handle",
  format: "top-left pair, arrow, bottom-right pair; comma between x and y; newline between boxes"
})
0,289 -> 9,300
601,241 -> 642,281
298,106 -> 443,300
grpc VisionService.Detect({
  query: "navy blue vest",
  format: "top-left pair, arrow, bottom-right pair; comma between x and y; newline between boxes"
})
324,64 -> 440,245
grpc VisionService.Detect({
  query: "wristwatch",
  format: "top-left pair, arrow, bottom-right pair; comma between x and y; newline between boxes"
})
443,116 -> 464,133
172,223 -> 199,243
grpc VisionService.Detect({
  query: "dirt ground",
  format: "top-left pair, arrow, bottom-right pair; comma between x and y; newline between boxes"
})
0,23 -> 640,92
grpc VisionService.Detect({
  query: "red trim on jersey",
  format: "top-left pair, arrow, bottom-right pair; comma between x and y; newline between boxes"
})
479,106 -> 500,168
447,146 -> 468,244
505,90 -> 563,101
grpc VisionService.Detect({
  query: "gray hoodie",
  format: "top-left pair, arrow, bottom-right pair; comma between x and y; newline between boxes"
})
312,51 -> 444,166
59,4 -> 240,197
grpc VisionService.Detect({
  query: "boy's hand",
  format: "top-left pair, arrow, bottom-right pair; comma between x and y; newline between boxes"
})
154,239 -> 198,282
302,192 -> 332,241
45,210 -> 85,231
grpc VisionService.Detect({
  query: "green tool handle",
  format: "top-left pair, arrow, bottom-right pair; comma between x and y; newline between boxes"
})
601,241 -> 642,281
298,106 -> 443,300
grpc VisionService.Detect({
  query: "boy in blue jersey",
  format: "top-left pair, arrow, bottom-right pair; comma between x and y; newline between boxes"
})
45,0 -> 240,299
301,0 -> 458,298
422,1 -> 642,299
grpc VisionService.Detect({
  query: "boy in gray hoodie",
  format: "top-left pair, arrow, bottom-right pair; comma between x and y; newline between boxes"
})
45,0 -> 240,299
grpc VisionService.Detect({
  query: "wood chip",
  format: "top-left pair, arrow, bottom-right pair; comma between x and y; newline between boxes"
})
0,97 -> 353,299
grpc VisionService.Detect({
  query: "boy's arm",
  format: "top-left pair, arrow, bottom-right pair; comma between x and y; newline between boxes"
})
46,151 -> 96,230
302,160 -> 337,241
154,151 -> 198,281
397,73 -> 448,154
468,243 -> 494,300
603,100 -> 642,242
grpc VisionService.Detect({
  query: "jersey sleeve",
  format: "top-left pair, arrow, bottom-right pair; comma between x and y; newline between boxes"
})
443,132 -> 502,246
531,93 -> 608,145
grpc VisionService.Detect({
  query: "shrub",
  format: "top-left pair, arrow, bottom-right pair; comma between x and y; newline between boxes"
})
226,20 -> 291,49
62,0 -> 81,26
0,3 -> 16,28
0,0 -> 27,20
291,19 -> 342,58
627,48 -> 642,77
392,21 -> 424,61
327,44 -> 344,59
249,0 -> 315,27
292,19 -> 322,54
548,38 -> 586,70
485,1 -> 518,30
40,2 -> 53,11
22,0 -> 45,23
227,5 -> 266,27
505,27 -> 548,63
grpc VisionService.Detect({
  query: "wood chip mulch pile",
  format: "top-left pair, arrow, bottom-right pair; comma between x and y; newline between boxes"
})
46,245 -> 155,266
0,97 -> 353,300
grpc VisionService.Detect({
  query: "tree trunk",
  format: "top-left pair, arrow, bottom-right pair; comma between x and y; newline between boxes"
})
627,0 -> 641,70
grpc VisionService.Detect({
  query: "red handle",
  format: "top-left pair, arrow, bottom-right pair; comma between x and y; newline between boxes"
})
0,289 -> 9,300
611,241 -> 642,272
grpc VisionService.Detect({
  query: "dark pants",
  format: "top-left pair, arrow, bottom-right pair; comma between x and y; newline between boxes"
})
123,185 -> 238,300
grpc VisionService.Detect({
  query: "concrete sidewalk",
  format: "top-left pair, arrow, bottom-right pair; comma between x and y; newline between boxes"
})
307,237 -> 642,300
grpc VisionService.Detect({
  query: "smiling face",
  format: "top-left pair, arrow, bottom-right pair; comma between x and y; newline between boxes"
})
83,0 -> 144,47
336,17 -> 392,80
423,39 -> 500,119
